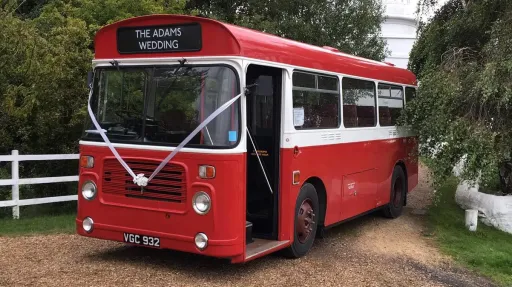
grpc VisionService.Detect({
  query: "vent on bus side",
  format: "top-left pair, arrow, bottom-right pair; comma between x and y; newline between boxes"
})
321,133 -> 342,141
388,130 -> 398,138
102,159 -> 186,203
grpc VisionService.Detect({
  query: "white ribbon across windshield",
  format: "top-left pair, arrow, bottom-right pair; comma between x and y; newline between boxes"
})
86,76 -> 242,187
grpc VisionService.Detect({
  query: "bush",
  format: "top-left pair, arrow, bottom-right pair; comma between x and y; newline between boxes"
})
402,0 -> 512,189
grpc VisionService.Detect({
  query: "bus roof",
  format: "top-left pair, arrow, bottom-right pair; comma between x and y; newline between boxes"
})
94,14 -> 417,86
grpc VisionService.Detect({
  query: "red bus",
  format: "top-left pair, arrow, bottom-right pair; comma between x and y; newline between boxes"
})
77,14 -> 418,263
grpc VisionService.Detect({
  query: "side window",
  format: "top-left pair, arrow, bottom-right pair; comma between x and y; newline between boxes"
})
378,84 -> 404,126
292,72 -> 340,129
405,87 -> 416,104
342,78 -> 376,128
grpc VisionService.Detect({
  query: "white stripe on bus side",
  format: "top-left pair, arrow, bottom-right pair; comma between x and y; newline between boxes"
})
281,127 -> 415,149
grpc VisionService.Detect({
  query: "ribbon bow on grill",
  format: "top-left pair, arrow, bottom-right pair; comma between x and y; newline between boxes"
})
133,173 -> 149,187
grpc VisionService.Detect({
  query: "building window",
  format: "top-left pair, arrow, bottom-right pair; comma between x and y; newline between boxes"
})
378,84 -> 404,126
292,72 -> 340,129
342,78 -> 376,128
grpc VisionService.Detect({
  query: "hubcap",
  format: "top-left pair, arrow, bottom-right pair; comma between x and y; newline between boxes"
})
393,176 -> 403,208
297,199 -> 315,244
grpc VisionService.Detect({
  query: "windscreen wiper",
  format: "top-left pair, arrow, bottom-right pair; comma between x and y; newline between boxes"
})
109,59 -> 121,71
159,58 -> 190,101
175,58 -> 187,75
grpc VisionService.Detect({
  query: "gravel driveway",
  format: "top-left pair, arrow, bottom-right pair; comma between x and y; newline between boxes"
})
0,165 -> 497,287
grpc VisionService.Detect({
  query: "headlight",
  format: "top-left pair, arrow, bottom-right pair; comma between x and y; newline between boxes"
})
81,181 -> 97,200
192,191 -> 211,215
83,217 -> 94,233
194,233 -> 208,250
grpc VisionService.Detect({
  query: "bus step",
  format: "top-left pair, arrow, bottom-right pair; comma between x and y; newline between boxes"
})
246,221 -> 254,244
245,239 -> 290,261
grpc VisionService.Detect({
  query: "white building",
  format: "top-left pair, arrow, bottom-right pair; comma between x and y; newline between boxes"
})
380,0 -> 419,69
380,0 -> 447,69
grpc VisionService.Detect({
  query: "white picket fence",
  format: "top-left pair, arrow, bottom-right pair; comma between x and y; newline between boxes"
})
0,150 -> 79,219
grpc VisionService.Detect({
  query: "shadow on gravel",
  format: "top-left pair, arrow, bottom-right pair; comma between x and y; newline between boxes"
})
86,211 -> 383,276
83,208 -> 499,287
88,244 -> 285,277
320,211 -> 383,237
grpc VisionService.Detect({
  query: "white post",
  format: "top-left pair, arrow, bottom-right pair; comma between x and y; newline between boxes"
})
12,150 -> 20,219
465,209 -> 478,232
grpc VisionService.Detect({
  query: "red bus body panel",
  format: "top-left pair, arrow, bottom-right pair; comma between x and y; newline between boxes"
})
94,14 -> 417,86
278,138 -> 418,240
77,145 -> 247,263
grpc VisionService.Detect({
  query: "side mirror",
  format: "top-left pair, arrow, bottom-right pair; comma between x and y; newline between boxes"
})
254,76 -> 274,97
87,71 -> 93,87
245,83 -> 258,96
245,76 -> 273,97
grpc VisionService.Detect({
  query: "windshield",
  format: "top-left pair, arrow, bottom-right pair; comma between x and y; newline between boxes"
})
83,65 -> 240,148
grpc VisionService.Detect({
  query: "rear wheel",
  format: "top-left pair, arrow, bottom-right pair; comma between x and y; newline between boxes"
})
383,166 -> 406,219
282,183 -> 319,258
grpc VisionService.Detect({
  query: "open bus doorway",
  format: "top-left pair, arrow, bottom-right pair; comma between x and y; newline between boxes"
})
245,64 -> 283,241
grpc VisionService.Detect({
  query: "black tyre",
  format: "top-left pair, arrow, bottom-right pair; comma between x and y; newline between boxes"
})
383,166 -> 406,219
282,183 -> 319,258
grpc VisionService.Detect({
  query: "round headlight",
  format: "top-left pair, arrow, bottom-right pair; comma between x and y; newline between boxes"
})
194,233 -> 208,250
192,191 -> 211,215
81,181 -> 97,200
83,217 -> 94,233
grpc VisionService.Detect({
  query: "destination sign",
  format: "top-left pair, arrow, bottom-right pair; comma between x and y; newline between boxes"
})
117,23 -> 202,54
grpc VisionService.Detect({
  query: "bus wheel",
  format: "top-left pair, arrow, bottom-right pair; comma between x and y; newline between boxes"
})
283,183 -> 319,258
383,166 -> 406,219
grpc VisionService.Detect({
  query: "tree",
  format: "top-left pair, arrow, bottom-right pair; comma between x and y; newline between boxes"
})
1,0 -> 50,19
0,1 -> 187,209
186,0 -> 388,61
1,0 -> 386,157
402,0 -> 512,191
0,0 -> 187,155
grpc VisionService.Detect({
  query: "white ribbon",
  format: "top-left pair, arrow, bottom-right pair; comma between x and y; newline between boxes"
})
148,92 -> 242,181
87,79 -> 138,182
86,74 -> 242,187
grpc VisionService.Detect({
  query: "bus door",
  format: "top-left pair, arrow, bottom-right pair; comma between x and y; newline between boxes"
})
245,64 -> 282,240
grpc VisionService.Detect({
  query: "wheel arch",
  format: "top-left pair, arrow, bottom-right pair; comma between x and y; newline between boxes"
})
395,160 -> 408,206
304,176 -> 327,227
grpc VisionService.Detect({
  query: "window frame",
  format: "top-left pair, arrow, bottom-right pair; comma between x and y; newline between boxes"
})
405,86 -> 417,105
377,83 -> 405,127
341,76 -> 377,129
291,70 -> 341,130
82,63 -> 242,150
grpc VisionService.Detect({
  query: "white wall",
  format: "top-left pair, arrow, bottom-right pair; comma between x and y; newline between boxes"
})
381,0 -> 419,69
380,0 -> 447,69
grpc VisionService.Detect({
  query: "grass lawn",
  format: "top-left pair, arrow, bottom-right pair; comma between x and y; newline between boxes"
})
428,177 -> 512,286
0,213 -> 76,236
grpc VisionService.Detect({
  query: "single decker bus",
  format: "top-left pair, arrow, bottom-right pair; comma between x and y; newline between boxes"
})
77,14 -> 418,263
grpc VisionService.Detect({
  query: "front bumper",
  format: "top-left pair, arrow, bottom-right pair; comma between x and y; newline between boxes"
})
76,218 -> 243,258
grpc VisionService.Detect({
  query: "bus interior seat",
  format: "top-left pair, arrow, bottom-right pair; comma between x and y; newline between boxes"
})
356,106 -> 375,127
320,104 -> 339,127
343,105 -> 358,127
379,106 -> 392,126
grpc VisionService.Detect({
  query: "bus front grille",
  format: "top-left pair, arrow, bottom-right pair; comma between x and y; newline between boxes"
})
102,159 -> 186,203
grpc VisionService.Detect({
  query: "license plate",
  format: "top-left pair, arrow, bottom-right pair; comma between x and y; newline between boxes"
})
123,232 -> 160,247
